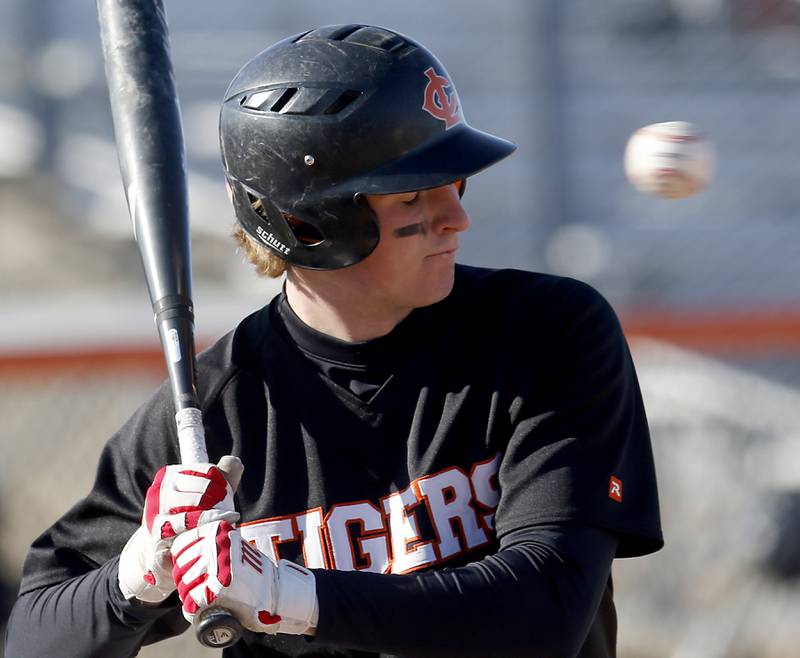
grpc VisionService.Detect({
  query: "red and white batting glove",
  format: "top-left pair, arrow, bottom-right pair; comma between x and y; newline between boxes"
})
118,456 -> 242,604
171,520 -> 318,635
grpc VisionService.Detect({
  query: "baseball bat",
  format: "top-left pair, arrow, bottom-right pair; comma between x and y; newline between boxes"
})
96,0 -> 242,648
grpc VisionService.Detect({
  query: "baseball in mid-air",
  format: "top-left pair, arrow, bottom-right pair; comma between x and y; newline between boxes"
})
624,121 -> 715,199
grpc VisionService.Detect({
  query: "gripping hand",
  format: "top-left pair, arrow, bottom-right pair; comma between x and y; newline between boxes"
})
118,456 -> 242,604
171,520 -> 318,635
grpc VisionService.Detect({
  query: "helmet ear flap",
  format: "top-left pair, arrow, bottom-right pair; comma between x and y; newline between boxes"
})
229,179 -> 296,258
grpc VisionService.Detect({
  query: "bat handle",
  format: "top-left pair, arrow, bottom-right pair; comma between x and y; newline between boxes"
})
175,408 -> 244,648
195,607 -> 244,648
175,407 -> 209,464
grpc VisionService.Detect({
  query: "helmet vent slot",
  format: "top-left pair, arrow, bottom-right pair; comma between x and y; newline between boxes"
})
330,25 -> 363,41
300,25 -> 362,42
270,88 -> 298,113
297,25 -> 407,52
246,191 -> 269,221
292,30 -> 313,43
324,90 -> 362,115
343,26 -> 408,52
285,214 -> 324,246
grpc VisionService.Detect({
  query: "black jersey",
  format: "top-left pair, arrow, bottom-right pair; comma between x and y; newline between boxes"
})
16,265 -> 662,657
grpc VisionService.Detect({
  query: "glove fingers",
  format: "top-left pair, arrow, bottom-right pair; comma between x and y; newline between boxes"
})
177,574 -> 208,616
193,509 -> 240,529
172,527 -> 204,561
179,552 -> 208,589
163,489 -> 208,512
169,470 -> 214,494
173,523 -> 231,614
145,464 -> 234,532
152,509 -> 239,538
151,542 -> 174,575
119,527 -> 175,603
172,469 -> 229,497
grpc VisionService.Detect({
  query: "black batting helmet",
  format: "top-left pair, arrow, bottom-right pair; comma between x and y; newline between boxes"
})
220,24 -> 516,270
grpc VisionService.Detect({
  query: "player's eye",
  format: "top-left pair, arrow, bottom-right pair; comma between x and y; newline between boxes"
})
402,192 -> 420,206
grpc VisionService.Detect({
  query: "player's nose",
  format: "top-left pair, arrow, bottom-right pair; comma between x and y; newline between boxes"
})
428,182 -> 470,234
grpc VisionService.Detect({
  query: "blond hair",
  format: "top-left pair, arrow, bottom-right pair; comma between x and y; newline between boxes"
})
232,225 -> 288,278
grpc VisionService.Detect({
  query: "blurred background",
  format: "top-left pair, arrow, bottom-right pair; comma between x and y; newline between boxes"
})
1,1 -> 799,656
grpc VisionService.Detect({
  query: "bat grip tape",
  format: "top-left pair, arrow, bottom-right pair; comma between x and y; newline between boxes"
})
176,407 -> 208,464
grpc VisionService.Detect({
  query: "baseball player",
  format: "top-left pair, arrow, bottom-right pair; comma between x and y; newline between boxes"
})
5,25 -> 662,658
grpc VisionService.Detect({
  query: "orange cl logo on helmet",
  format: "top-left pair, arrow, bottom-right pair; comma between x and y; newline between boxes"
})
422,67 -> 462,129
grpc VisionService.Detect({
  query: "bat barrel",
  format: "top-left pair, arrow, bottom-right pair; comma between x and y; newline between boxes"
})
97,0 -> 202,451
96,0 -> 192,306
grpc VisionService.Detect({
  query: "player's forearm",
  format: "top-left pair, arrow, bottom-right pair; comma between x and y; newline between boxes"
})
312,525 -> 617,658
4,557 -> 184,658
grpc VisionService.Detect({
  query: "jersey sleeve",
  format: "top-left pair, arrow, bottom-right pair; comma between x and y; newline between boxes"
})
309,524 -> 619,658
6,557 -> 187,658
494,277 -> 663,557
18,382 -> 181,595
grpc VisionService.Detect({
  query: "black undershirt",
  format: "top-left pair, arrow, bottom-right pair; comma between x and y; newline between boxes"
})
276,293 -> 410,401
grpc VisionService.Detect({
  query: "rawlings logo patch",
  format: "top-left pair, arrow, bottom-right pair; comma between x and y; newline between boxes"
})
609,476 -> 623,503
422,67 -> 462,129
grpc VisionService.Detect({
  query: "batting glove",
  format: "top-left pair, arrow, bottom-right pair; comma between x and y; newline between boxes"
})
171,520 -> 319,635
118,456 -> 243,604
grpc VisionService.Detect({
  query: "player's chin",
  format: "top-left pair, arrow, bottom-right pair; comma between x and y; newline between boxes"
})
416,259 -> 457,307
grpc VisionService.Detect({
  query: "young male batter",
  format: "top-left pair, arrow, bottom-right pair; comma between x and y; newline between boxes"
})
6,24 -> 662,657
